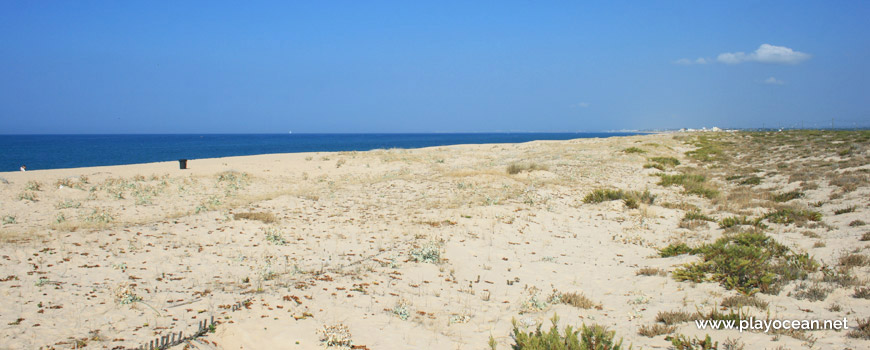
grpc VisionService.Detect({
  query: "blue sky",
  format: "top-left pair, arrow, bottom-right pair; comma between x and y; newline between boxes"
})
1,1 -> 868,133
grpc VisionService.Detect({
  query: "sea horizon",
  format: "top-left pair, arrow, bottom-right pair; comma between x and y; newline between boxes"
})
1,132 -> 643,172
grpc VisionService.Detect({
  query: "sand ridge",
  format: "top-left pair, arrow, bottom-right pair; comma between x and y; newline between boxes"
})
0,132 -> 868,349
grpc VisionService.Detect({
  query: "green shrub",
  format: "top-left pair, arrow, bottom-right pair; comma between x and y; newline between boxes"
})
25,181 -> 42,191
670,230 -> 818,294
2,215 -> 16,224
718,216 -> 766,229
685,135 -> 725,163
658,173 -> 718,199
508,315 -> 626,350
764,207 -> 822,226
583,189 -> 654,207
683,210 -> 714,222
834,206 -> 857,215
643,163 -> 665,171
739,176 -> 762,186
650,157 -> 680,166
660,243 -> 693,257
667,334 -> 718,350
584,189 -> 625,203
772,190 -> 804,202
623,147 -> 646,154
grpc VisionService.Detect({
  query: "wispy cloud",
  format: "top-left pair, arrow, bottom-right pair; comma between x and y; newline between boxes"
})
717,44 -> 810,64
573,102 -> 590,108
674,57 -> 708,65
763,77 -> 785,85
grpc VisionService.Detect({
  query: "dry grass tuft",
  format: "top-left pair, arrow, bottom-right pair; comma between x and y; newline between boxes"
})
636,267 -> 667,277
559,292 -> 599,309
507,162 -> 549,175
656,310 -> 695,325
838,253 -> 870,268
720,294 -> 768,310
638,323 -> 675,337
233,212 -> 278,224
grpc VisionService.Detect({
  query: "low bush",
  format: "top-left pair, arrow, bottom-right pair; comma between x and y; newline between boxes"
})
505,314 -> 626,350
650,157 -> 680,166
670,230 -> 818,294
507,163 -> 549,175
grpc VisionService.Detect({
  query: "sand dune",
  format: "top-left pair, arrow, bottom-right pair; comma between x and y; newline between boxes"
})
1,132 -> 868,349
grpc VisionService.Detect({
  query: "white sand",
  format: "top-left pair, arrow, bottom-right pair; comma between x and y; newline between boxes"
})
0,133 -> 866,349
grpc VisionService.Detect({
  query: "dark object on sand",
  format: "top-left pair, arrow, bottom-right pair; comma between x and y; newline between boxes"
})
178,159 -> 188,170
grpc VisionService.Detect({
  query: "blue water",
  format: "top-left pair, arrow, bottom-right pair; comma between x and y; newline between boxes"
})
1,133 -> 641,171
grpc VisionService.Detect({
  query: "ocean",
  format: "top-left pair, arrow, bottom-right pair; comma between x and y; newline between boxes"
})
0,133 -> 640,171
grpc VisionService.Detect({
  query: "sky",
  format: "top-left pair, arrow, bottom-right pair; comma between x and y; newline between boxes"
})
1,1 -> 868,134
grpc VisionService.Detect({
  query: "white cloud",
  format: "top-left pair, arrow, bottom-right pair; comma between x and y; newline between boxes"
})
717,44 -> 810,64
763,77 -> 785,85
575,102 -> 590,108
674,57 -> 708,65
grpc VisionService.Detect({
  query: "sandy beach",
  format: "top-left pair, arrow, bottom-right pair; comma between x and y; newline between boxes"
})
1,131 -> 868,349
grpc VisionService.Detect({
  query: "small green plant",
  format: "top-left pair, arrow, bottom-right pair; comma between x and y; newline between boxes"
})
583,189 -> 655,207
643,163 -> 665,171
392,298 -> 411,320
2,216 -> 15,225
739,176 -> 762,186
18,191 -> 38,201
114,284 -> 143,305
850,220 -> 866,227
650,157 -> 680,166
85,208 -> 114,224
834,206 -> 857,215
684,210 -> 714,222
25,181 -> 42,191
718,216 -> 765,229
623,147 -> 646,154
659,242 -> 693,257
509,314 -> 626,350
584,189 -> 625,203
318,323 -> 353,347
263,227 -> 286,245
763,207 -> 822,226
772,190 -> 803,202
410,241 -> 441,263
55,200 -> 81,209
667,334 -> 718,350
860,232 -> 870,241
655,310 -> 695,325
657,173 -> 718,199
790,282 -> 832,301
519,286 -> 550,313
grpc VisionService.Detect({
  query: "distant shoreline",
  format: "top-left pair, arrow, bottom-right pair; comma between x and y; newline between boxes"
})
0,132 -> 644,172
